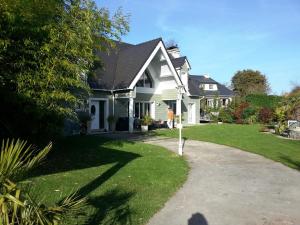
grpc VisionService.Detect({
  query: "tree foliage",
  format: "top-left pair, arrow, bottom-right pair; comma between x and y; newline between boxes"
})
231,69 -> 270,98
0,0 -> 129,142
245,94 -> 282,110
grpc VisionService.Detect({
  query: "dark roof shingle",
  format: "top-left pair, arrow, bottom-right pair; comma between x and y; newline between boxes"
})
88,38 -> 162,90
171,56 -> 187,68
188,75 -> 234,97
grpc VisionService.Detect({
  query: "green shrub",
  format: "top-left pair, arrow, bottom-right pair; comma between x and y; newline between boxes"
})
246,115 -> 257,124
0,139 -> 85,224
242,106 -> 257,120
218,108 -> 233,123
246,94 -> 282,110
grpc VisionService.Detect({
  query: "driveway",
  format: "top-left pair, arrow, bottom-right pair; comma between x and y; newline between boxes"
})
144,138 -> 300,225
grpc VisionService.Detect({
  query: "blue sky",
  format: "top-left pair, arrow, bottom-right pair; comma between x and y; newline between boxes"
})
97,0 -> 300,94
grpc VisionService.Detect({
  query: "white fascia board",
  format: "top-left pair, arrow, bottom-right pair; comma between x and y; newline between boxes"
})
185,58 -> 191,70
129,41 -> 186,93
128,43 -> 162,90
160,42 -> 185,90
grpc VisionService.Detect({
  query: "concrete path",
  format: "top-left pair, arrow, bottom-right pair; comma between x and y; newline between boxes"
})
143,138 -> 300,225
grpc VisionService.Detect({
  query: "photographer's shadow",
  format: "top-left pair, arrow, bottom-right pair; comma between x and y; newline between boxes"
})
188,213 -> 208,225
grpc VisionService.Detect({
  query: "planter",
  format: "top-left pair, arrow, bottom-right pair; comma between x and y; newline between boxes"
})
141,125 -> 148,132
87,121 -> 91,134
109,122 -> 116,132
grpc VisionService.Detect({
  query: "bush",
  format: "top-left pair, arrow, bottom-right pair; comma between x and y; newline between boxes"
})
258,107 -> 273,124
242,106 -> 257,120
0,139 -> 85,224
233,102 -> 249,123
218,108 -> 233,123
245,114 -> 257,124
0,91 -> 65,145
246,94 -> 282,110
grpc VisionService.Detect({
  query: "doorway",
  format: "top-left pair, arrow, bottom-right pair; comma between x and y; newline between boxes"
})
90,100 -> 106,130
188,103 -> 196,124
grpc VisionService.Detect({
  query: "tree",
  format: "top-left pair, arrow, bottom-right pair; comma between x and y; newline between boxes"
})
231,69 -> 270,98
0,0 -> 129,142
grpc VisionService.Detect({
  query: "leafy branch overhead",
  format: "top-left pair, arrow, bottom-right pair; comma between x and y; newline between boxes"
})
0,0 -> 130,119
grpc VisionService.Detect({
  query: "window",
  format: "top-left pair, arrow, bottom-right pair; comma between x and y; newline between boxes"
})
209,84 -> 214,89
199,84 -> 204,89
222,99 -> 226,106
134,102 -> 151,119
136,70 -> 153,88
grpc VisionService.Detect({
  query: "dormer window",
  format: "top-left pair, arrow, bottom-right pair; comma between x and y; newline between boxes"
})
209,84 -> 214,89
136,69 -> 153,88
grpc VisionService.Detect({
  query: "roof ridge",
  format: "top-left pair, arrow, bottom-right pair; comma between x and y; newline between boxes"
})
134,37 -> 162,46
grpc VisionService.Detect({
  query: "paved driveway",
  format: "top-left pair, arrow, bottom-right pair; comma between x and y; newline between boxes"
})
145,138 -> 300,225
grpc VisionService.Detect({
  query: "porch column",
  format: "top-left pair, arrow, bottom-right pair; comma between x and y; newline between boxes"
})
176,98 -> 181,116
129,97 -> 134,133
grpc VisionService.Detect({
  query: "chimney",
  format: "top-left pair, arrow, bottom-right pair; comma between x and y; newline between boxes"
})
167,46 -> 180,59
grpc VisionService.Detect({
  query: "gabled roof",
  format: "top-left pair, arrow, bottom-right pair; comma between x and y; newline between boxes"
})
171,56 -> 187,68
188,75 -> 234,97
88,38 -> 162,90
190,75 -> 218,84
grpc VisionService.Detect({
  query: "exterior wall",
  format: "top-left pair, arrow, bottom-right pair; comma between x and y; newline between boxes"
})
135,93 -> 169,121
182,95 -> 200,124
90,90 -> 200,125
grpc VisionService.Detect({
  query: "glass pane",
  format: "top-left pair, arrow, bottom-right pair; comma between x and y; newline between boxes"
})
144,71 -> 152,88
144,103 -> 150,116
136,75 -> 144,87
140,103 -> 144,118
135,103 -> 139,118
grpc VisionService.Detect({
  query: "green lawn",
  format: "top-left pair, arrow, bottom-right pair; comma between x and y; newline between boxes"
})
155,124 -> 300,170
26,136 -> 188,225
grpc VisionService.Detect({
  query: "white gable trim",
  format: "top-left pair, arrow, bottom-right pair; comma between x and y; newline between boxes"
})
128,41 -> 185,92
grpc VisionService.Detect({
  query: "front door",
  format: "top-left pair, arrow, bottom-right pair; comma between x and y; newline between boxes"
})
90,100 -> 106,130
188,103 -> 195,124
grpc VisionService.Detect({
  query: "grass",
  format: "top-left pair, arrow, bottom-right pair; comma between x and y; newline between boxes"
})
25,136 -> 188,225
155,124 -> 300,170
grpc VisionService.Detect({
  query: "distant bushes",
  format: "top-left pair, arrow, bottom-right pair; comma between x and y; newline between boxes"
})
258,107 -> 273,124
212,94 -> 282,125
245,94 -> 282,109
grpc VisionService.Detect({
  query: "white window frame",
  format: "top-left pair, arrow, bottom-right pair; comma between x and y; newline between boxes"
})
134,101 -> 152,119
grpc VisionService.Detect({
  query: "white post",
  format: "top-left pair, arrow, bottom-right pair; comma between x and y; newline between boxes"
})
129,97 -> 134,133
177,86 -> 184,156
112,93 -> 115,116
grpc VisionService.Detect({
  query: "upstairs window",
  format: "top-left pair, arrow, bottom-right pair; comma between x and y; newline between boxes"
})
136,69 -> 153,88
199,84 -> 204,89
209,84 -> 214,89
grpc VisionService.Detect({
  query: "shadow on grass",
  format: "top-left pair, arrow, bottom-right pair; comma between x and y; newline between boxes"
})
85,189 -> 135,225
28,135 -> 141,224
30,135 -> 139,177
279,154 -> 300,170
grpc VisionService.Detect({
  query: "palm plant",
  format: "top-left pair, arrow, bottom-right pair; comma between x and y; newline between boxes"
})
0,139 -> 85,225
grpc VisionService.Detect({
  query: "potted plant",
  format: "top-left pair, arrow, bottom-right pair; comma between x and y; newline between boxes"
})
107,115 -> 117,132
141,115 -> 153,132
77,111 -> 91,135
